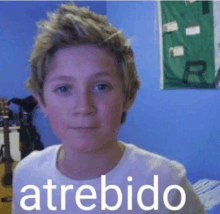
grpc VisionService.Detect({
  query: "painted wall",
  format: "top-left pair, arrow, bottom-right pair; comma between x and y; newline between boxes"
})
106,1 -> 220,181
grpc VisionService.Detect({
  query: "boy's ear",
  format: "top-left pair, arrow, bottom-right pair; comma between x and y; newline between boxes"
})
33,94 -> 47,115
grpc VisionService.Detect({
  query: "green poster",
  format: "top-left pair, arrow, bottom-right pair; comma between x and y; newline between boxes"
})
159,1 -> 217,89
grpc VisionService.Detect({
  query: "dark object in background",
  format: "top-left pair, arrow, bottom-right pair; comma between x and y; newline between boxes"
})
8,96 -> 44,159
216,67 -> 220,87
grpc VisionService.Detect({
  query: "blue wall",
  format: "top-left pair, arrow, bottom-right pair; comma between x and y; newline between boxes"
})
107,1 -> 220,181
1,1 -> 219,181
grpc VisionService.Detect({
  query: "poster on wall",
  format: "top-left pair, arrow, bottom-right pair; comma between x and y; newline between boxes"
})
159,0 -> 220,89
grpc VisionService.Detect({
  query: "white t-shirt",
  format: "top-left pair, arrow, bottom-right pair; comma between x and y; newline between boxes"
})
12,142 -> 205,213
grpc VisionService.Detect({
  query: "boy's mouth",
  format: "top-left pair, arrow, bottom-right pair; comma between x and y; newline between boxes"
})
73,127 -> 98,129
68,126 -> 99,130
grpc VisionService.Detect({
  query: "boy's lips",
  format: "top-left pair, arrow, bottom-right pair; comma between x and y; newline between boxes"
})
69,127 -> 99,133
72,127 -> 99,129
68,126 -> 99,130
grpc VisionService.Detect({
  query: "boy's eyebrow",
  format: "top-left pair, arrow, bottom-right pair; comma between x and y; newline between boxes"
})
47,72 -> 114,81
91,72 -> 112,78
48,75 -> 73,81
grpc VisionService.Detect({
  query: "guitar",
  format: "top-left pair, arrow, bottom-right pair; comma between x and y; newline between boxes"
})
0,98 -> 18,213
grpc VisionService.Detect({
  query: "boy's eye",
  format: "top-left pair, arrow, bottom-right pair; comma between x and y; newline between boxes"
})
55,85 -> 71,94
94,83 -> 111,92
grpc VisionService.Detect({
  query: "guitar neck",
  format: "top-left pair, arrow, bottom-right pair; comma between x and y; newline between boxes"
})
3,117 -> 13,174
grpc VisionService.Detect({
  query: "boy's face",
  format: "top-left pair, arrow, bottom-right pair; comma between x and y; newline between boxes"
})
36,45 -> 132,153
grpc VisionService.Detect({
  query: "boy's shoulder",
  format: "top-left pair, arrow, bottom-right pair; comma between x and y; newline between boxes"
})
14,144 -> 61,176
124,142 -> 186,181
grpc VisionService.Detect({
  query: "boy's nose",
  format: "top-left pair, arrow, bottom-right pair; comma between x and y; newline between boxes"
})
72,91 -> 96,116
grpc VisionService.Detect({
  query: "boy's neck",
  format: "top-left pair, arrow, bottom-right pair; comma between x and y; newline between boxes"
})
56,141 -> 125,180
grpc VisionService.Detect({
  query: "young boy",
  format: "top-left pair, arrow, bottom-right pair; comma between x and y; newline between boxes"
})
12,3 -> 205,213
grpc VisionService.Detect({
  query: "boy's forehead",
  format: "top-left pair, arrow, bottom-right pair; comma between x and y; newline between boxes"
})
49,45 -> 115,67
46,45 -> 122,81
52,44 -> 115,60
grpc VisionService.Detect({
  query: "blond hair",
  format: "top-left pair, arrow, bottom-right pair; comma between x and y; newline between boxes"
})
27,2 -> 141,124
